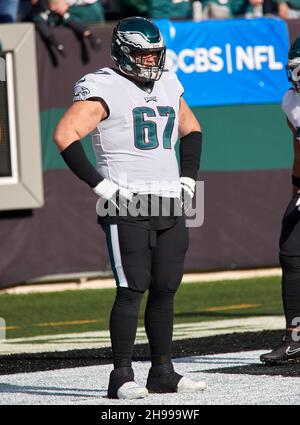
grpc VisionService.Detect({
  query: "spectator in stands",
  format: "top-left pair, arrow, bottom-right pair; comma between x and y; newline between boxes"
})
31,0 -> 105,24
30,0 -> 101,56
49,0 -> 105,23
63,0 -> 105,24
146,0 -> 192,20
274,0 -> 300,18
0,0 -> 20,23
262,0 -> 277,14
231,0 -> 264,16
202,0 -> 231,18
202,0 -> 263,19
119,0 -> 147,18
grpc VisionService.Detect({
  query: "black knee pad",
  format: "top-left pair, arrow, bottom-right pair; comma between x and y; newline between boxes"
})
280,254 -> 300,278
112,287 -> 144,317
148,287 -> 176,298
147,288 -> 176,310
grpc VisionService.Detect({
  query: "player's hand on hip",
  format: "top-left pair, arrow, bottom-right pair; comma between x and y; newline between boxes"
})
93,179 -> 133,210
180,177 -> 196,213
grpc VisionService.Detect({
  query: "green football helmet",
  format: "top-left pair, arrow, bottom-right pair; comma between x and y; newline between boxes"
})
286,37 -> 300,93
111,17 -> 166,82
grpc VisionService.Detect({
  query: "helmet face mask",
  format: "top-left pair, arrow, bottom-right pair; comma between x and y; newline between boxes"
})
286,37 -> 300,93
111,17 -> 166,82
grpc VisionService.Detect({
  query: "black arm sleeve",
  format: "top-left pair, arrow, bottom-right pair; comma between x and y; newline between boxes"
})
60,140 -> 103,188
179,131 -> 202,181
292,175 -> 300,188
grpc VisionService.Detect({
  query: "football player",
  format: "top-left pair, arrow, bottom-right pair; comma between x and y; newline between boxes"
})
260,37 -> 300,365
54,16 -> 206,398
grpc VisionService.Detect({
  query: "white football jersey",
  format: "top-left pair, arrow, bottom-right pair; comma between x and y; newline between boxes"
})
282,88 -> 300,129
73,67 -> 183,197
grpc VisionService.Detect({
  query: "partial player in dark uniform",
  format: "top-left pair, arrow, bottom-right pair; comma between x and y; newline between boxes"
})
260,38 -> 300,364
54,17 -> 205,398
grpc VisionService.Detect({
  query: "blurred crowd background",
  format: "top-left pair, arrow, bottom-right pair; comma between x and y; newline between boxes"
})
1,0 -> 300,26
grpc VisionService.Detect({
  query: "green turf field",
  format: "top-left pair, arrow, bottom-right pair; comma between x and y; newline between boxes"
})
0,276 -> 283,339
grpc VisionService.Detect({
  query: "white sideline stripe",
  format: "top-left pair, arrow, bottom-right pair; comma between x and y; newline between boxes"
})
0,315 -> 285,355
110,224 -> 128,288
0,268 -> 282,294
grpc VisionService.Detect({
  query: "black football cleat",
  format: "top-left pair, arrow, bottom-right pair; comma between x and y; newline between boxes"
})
260,338 -> 300,365
107,366 -> 148,399
146,362 -> 206,394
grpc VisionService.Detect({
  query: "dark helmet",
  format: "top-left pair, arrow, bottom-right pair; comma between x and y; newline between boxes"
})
111,16 -> 166,82
286,37 -> 300,93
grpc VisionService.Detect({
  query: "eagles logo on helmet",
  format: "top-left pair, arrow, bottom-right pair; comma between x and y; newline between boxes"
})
111,17 -> 166,82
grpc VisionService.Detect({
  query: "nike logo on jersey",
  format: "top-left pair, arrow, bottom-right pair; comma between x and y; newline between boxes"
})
144,96 -> 157,103
286,346 -> 300,356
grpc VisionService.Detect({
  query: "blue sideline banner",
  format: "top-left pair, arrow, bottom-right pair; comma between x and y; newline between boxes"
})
155,18 -> 290,107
